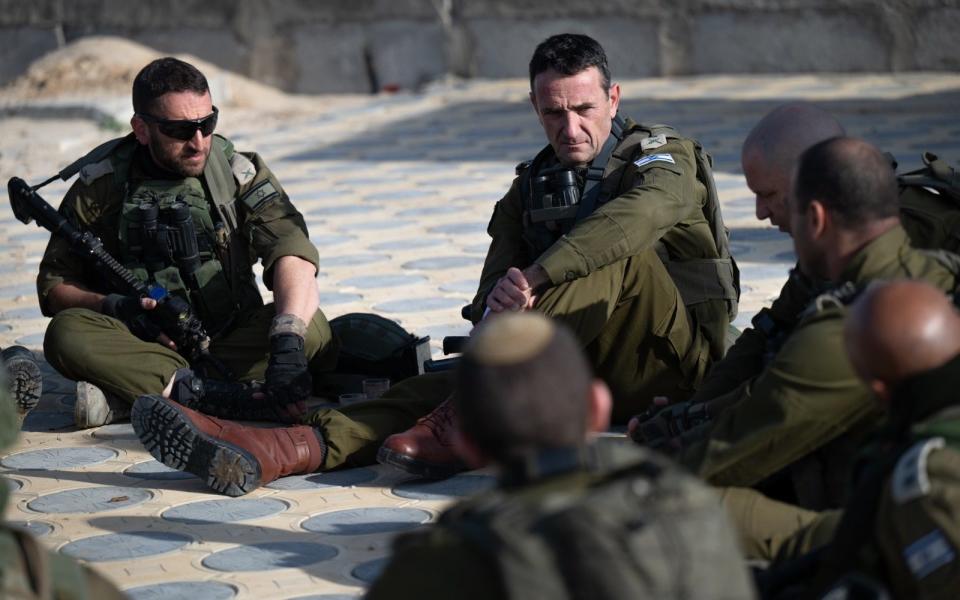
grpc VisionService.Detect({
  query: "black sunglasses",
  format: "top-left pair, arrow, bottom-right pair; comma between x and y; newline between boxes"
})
137,106 -> 219,141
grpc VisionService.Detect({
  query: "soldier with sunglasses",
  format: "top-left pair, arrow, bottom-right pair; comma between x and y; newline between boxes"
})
36,57 -> 337,446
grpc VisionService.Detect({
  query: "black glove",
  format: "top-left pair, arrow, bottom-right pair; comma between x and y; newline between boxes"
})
265,333 -> 312,406
101,294 -> 163,343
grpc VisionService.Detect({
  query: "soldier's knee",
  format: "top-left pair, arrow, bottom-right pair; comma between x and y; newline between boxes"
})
43,308 -> 108,369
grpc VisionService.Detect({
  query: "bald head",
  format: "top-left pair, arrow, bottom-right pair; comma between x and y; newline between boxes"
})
845,281 -> 960,401
742,103 -> 845,232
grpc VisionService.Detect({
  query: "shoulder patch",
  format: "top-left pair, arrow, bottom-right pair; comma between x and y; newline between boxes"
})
633,153 -> 676,169
78,158 -> 114,185
903,529 -> 956,580
893,437 -> 946,504
240,179 -> 279,213
640,134 -> 668,151
230,153 -> 257,186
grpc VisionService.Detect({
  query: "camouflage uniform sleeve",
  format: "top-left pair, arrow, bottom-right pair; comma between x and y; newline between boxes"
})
874,446 -> 960,600
365,526 -> 501,600
535,137 -> 701,286
235,152 -> 319,290
692,268 -> 821,402
678,309 -> 880,487
35,177 -> 122,316
468,179 -> 530,323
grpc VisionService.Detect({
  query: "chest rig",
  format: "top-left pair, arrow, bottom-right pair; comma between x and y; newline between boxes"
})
68,134 -> 262,335
518,116 -> 740,320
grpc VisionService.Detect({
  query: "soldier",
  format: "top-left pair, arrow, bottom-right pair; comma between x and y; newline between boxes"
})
633,137 -> 960,512
131,33 -> 739,494
366,312 -> 756,600
36,57 -> 337,429
0,352 -> 126,598
760,280 -> 960,598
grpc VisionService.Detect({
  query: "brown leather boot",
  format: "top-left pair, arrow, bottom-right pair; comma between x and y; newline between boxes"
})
377,397 -> 467,479
131,394 -> 325,497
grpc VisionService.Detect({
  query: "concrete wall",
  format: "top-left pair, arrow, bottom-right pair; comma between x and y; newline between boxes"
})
2,0 -> 958,93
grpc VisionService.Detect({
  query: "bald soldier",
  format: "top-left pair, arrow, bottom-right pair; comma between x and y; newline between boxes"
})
634,137 -> 960,511
366,313 -> 755,600
759,280 -> 960,598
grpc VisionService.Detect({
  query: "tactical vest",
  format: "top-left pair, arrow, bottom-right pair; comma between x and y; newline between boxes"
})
518,118 -> 740,321
433,443 -> 751,600
70,134 -> 263,335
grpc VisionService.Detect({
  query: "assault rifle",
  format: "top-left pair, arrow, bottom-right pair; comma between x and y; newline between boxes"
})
7,176 -> 230,378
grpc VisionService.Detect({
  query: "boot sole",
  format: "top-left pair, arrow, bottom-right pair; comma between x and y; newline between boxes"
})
132,395 -> 262,497
376,446 -> 466,480
7,356 -> 42,415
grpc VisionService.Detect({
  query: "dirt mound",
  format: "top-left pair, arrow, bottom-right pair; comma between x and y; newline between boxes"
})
3,36 -> 292,108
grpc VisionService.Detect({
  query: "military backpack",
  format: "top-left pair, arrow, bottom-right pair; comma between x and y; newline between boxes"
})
429,443 -> 752,600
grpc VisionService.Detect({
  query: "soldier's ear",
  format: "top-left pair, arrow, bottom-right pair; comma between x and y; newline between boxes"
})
808,199 -> 829,238
586,380 -> 612,434
131,115 -> 151,145
607,82 -> 621,117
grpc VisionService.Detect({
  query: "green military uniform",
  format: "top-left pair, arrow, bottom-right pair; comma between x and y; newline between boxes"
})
677,226 -> 960,507
298,118 -> 737,470
366,442 -> 756,600
470,118 -> 736,420
37,134 -> 336,403
761,355 -> 960,598
0,361 -> 126,598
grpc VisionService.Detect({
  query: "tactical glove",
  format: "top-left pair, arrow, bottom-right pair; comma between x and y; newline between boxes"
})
101,294 -> 164,344
630,401 -> 711,452
265,332 -> 312,409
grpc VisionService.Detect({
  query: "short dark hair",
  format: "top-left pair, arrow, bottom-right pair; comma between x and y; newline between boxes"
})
793,137 -> 899,228
132,57 -> 210,115
455,313 -> 592,464
529,33 -> 611,93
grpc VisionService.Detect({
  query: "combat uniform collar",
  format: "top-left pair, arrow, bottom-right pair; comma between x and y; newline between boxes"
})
837,225 -> 911,286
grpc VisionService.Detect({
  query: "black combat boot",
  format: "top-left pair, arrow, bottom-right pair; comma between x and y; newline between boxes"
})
2,346 -> 43,420
169,368 -> 295,422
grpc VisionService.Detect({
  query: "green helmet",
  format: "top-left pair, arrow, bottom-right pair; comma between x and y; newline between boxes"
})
329,313 -> 432,382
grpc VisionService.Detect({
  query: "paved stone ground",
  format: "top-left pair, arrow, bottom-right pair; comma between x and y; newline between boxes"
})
1,73 -> 959,599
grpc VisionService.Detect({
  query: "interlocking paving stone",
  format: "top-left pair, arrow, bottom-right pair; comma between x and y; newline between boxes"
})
202,541 -> 339,572
374,297 -> 467,313
427,222 -> 487,235
310,234 -> 355,247
162,498 -> 289,524
319,292 -> 364,306
341,219 -> 415,231
8,520 -> 53,537
288,595 -> 360,600
14,333 -> 45,347
125,460 -> 198,481
301,507 -> 431,535
20,410 -> 74,432
438,279 -> 478,294
61,531 -> 192,562
28,486 -> 153,513
351,557 -> 389,583
401,256 -> 482,270
267,467 -> 379,490
321,254 -> 390,267
368,238 -> 446,251
125,581 -> 238,600
392,474 -> 496,501
92,423 -> 138,440
4,476 -> 22,491
1,447 -> 117,470
338,274 -> 427,289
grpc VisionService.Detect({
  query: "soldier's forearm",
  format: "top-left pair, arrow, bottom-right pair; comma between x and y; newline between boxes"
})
271,255 -> 319,326
46,282 -> 106,315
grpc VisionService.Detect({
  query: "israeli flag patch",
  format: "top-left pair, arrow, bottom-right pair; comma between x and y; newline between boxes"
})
904,529 -> 956,580
634,153 -> 676,168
